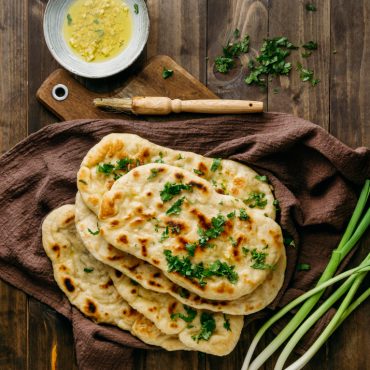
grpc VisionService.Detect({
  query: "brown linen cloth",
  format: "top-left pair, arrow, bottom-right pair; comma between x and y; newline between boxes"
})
0,113 -> 369,369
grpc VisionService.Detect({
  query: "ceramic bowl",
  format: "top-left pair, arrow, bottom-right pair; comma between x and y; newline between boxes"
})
43,0 -> 149,78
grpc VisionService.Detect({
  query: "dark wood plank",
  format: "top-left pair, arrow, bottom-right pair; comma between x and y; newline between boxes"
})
0,1 -> 28,369
268,0 -> 330,129
28,300 -> 78,370
146,0 -> 207,84
27,0 -> 60,133
329,1 -> 370,369
26,1 -> 79,369
207,0 -> 268,104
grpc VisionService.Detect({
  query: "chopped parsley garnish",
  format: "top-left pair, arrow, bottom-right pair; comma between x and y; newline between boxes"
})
283,232 -> 296,248
243,192 -> 267,209
193,169 -> 204,176
185,242 -> 197,257
245,37 -> 297,87
84,267 -> 94,273
306,3 -> 317,11
214,30 -> 250,74
79,179 -> 88,185
239,208 -> 250,221
192,313 -> 216,342
227,211 -> 236,219
160,182 -> 192,202
242,247 -> 250,256
171,305 -> 197,322
255,175 -> 268,183
134,3 -> 139,14
223,314 -> 231,331
97,158 -> 135,179
97,163 -> 115,175
229,236 -> 237,247
116,158 -> 134,171
166,196 -> 186,215
197,214 -> 226,247
154,152 -> 164,163
215,57 -> 234,74
162,67 -> 174,79
147,168 -> 160,180
210,158 -> 222,172
297,263 -> 311,271
88,224 -> 100,236
297,62 -> 320,86
273,199 -> 281,212
302,41 -> 318,50
160,227 -> 169,242
67,14 -> 72,25
250,248 -> 275,270
164,250 -> 238,286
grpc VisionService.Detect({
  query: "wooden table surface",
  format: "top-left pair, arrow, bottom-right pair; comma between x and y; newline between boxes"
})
1,1 -> 369,369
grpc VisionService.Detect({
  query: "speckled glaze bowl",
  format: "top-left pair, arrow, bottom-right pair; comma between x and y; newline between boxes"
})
44,0 -> 149,78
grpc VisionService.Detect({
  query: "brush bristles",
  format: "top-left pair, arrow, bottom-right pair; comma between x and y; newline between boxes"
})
93,98 -> 133,113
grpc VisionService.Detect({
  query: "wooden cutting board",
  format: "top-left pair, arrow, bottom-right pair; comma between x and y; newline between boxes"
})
37,55 -> 218,121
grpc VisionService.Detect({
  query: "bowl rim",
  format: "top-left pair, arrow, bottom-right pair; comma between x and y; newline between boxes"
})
43,0 -> 150,79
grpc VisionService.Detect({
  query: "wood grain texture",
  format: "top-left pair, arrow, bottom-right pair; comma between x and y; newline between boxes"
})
268,0 -> 330,129
207,0 -> 269,104
0,1 -> 28,370
328,1 -> 370,370
146,0 -> 207,83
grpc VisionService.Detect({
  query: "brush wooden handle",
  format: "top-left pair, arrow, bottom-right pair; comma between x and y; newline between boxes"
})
131,97 -> 263,115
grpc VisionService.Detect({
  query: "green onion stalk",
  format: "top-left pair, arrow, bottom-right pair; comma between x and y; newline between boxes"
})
242,180 -> 370,370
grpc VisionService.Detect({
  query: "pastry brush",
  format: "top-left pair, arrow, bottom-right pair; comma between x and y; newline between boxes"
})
93,97 -> 263,115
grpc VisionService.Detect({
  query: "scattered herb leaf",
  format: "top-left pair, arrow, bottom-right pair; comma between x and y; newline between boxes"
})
229,236 -> 237,247
242,247 -> 250,256
297,263 -> 311,271
243,192 -> 267,209
162,67 -> 174,79
84,267 -> 94,273
67,14 -> 72,25
250,248 -> 275,270
166,197 -> 186,215
171,305 -> 197,323
306,3 -> 317,11
227,211 -> 236,219
192,312 -> 216,342
302,41 -> 318,50
134,3 -> 139,14
160,226 -> 169,242
283,232 -> 296,248
255,175 -> 268,183
223,314 -> 231,331
193,168 -> 204,176
154,152 -> 164,163
185,242 -> 197,257
273,199 -> 281,212
147,168 -> 160,180
88,224 -> 100,236
211,158 -> 222,172
239,208 -> 250,221
297,62 -> 320,86
160,182 -> 192,202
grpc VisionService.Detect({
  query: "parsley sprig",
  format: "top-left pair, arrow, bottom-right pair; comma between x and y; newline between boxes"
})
214,30 -> 250,74
164,250 -> 239,286
192,312 -> 216,342
250,248 -> 275,270
297,62 -> 320,86
170,305 -> 197,322
245,37 -> 297,87
160,182 -> 192,202
97,157 -> 135,180
243,192 -> 268,209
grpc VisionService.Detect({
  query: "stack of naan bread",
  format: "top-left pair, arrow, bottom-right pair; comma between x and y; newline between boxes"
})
42,133 -> 286,356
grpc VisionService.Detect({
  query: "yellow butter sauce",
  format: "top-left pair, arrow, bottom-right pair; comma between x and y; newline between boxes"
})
63,0 -> 133,62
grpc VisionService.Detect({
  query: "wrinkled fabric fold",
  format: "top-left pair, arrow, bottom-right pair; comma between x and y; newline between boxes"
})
0,113 -> 369,368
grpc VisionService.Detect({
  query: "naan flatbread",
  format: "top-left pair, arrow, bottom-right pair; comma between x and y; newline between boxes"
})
42,205 -> 188,351
98,163 -> 284,300
77,133 -> 275,218
75,192 -> 286,314
111,270 -> 243,355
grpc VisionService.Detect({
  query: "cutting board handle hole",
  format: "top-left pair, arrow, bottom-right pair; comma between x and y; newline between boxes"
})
52,84 -> 69,101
